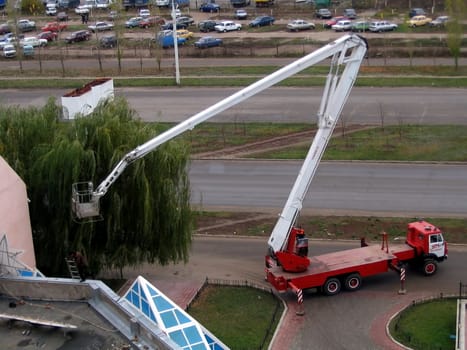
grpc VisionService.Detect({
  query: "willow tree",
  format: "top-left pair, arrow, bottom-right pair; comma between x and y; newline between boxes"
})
445,0 -> 466,70
0,97 -> 192,277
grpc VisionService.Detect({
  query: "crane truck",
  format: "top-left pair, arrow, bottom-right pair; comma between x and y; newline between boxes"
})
71,34 -> 447,300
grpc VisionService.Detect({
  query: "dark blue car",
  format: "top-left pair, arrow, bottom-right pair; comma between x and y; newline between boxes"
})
194,36 -> 222,49
249,15 -> 275,27
199,2 -> 220,12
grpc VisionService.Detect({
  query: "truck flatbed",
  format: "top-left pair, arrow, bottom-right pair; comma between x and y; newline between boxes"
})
266,243 -> 414,292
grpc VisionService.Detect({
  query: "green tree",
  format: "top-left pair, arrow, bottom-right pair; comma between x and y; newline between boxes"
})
445,0 -> 466,70
0,97 -> 192,277
20,0 -> 44,15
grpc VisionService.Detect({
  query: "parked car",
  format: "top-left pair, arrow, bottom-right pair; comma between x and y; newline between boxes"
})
324,16 -> 346,28
176,29 -> 194,39
56,12 -> 69,22
65,30 -> 91,43
38,31 -> 58,42
177,16 -> 195,27
139,9 -> 150,18
343,8 -> 357,19
20,36 -> 48,47
161,21 -> 187,30
286,19 -> 315,31
249,16 -> 275,27
139,16 -> 165,28
409,7 -> 425,18
0,36 -> 16,49
315,8 -> 332,19
22,45 -> 34,57
3,44 -> 16,58
351,21 -> 370,32
75,5 -> 89,14
235,9 -> 248,20
199,2 -> 220,12
194,36 -> 222,49
198,20 -> 218,32
429,15 -> 450,27
17,19 -> 36,33
369,20 -> 398,32
108,10 -> 118,21
215,21 -> 242,32
408,15 -> 432,27
332,19 -> 353,32
46,3 -> 57,16
0,24 -> 11,35
100,35 -> 117,48
125,17 -> 144,28
155,30 -> 187,48
88,21 -> 114,32
41,21 -> 67,32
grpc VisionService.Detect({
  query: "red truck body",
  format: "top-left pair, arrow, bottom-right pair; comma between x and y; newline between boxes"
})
265,220 -> 447,295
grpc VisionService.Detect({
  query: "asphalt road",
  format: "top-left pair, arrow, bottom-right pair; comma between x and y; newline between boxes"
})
189,160 -> 467,217
2,86 -> 467,125
133,236 -> 467,350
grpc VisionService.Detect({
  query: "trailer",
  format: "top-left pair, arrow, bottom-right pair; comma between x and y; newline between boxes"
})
266,221 -> 448,296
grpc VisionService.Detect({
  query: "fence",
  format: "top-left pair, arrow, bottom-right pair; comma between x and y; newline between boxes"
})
459,281 -> 467,299
186,277 -> 284,350
390,287 -> 466,350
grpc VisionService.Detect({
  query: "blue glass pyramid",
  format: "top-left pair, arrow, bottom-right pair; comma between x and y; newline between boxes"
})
124,276 -> 228,350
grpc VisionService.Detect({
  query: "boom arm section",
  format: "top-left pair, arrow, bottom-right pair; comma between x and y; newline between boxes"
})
267,36 -> 367,272
72,35 -> 367,222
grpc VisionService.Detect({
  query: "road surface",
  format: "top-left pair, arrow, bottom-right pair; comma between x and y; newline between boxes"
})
190,160 -> 467,217
2,86 -> 467,125
126,236 -> 466,350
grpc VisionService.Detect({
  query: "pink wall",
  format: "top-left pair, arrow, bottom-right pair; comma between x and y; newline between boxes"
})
0,157 -> 36,269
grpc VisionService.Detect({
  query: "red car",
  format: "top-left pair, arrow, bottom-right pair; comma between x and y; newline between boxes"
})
324,16 -> 347,28
41,21 -> 67,32
38,31 -> 58,42
139,16 -> 165,29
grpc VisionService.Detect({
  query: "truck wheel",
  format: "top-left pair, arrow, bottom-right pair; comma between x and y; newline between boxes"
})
423,259 -> 438,276
344,273 -> 362,291
323,277 -> 341,296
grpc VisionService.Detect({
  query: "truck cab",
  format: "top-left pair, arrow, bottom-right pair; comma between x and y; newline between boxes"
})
406,221 -> 448,261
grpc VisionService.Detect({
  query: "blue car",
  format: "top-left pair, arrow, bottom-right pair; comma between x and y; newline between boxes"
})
249,15 -> 275,27
194,36 -> 222,49
199,2 -> 220,12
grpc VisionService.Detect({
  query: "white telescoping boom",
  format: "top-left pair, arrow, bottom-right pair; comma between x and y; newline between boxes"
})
72,35 -> 368,235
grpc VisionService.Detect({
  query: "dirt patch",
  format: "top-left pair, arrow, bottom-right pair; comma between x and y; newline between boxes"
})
195,212 -> 467,244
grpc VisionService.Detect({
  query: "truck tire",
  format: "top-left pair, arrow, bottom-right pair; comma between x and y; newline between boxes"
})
344,273 -> 362,291
423,259 -> 438,276
323,277 -> 341,296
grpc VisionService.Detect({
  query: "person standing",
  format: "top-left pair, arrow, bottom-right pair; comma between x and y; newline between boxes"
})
72,251 -> 89,282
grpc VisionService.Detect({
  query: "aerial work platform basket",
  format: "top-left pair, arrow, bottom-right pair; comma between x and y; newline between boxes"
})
71,182 -> 102,222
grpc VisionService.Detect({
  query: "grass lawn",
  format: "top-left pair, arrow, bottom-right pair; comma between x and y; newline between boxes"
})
187,285 -> 283,350
390,298 -> 457,350
249,125 -> 467,162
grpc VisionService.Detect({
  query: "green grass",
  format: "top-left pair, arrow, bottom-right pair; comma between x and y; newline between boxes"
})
249,125 -> 467,162
389,299 -> 457,350
178,122 -> 314,154
187,285 -> 283,350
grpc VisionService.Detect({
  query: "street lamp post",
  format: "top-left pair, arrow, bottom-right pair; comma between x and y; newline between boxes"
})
171,0 -> 180,85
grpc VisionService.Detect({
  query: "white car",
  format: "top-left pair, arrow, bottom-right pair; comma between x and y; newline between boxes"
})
3,44 -> 16,58
286,19 -> 315,31
139,9 -> 150,18
369,20 -> 398,32
45,3 -> 57,16
75,5 -> 90,14
332,19 -> 353,32
88,21 -> 114,32
19,36 -> 48,47
214,20 -> 242,32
